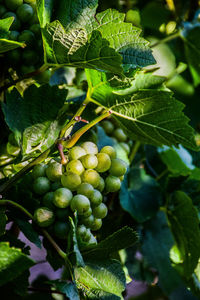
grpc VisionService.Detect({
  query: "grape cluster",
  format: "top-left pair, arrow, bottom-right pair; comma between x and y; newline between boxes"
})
32,141 -> 127,244
0,0 -> 43,74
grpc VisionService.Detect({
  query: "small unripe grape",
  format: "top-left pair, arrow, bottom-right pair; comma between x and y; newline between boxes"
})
77,224 -> 87,239
82,207 -> 92,218
32,163 -> 47,179
119,142 -> 130,155
55,208 -> 70,221
54,221 -> 70,239
81,214 -> 95,228
51,181 -> 62,191
95,178 -> 104,193
81,142 -> 98,155
29,23 -> 41,37
5,0 -> 23,11
92,203 -> 108,219
105,175 -> 121,192
95,153 -> 111,173
9,30 -> 20,40
81,154 -> 98,169
109,158 -> 127,177
18,30 -> 35,46
69,146 -> 86,160
101,120 -> 114,134
81,169 -> 100,188
113,128 -> 127,142
100,146 -> 116,159
42,192 -> 54,209
77,183 -> 94,198
90,218 -> 102,231
90,189 -> 102,207
53,188 -> 73,208
46,162 -> 63,181
70,194 -> 90,215
61,173 -> 81,191
34,207 -> 55,227
33,177 -> 51,195
66,159 -> 84,175
16,4 -> 34,22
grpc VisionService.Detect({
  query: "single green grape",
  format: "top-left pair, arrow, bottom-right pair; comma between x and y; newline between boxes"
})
22,49 -> 38,65
70,194 -> 90,215
54,221 -> 70,239
46,161 -> 63,181
18,30 -> 35,46
105,175 -> 121,193
16,3 -> 34,22
119,142 -> 130,155
95,153 -> 111,173
53,188 -> 73,208
81,154 -> 98,169
42,192 -> 54,210
109,158 -> 127,177
61,172 -> 81,191
77,183 -> 94,198
33,177 -> 51,195
32,164 -> 47,179
81,141 -> 98,155
81,169 -> 100,188
66,159 -> 84,176
82,207 -> 92,218
92,203 -> 108,219
34,207 -> 55,227
77,224 -> 87,239
29,23 -> 40,37
96,176 -> 105,192
69,146 -> 86,160
90,189 -> 103,207
113,128 -> 127,142
5,0 -> 23,11
81,214 -> 95,228
90,218 -> 102,231
9,30 -> 20,40
55,208 -> 70,221
101,120 -> 114,134
100,146 -> 116,159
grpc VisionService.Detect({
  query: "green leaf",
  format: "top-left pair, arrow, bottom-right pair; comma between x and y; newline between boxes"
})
181,23 -> 200,86
42,21 -> 123,74
15,219 -> 41,249
0,18 -> 24,53
83,226 -> 138,259
120,167 -> 162,222
167,191 -> 200,278
36,0 -> 54,28
86,69 -> 197,150
0,242 -> 34,287
75,259 -> 125,300
0,207 -> 7,237
2,85 -> 67,158
68,216 -> 84,267
50,280 -> 80,300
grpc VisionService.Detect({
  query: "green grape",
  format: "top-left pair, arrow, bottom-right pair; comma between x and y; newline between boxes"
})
34,207 -> 55,227
9,30 -> 20,40
81,141 -> 98,155
42,192 -> 54,210
81,169 -> 100,188
33,177 -> 51,195
46,161 -> 63,181
101,120 -> 114,134
54,221 -> 70,239
69,146 -> 86,160
95,153 -> 111,173
119,142 -> 130,155
6,142 -> 20,156
32,163 -> 47,179
5,0 -> 23,11
6,49 -> 21,67
92,203 -> 108,219
22,49 -> 39,65
105,175 -> 121,192
66,159 -> 84,176
82,207 -> 92,218
18,30 -> 35,46
61,172 -> 81,191
3,12 -> 21,30
29,23 -> 40,37
81,214 -> 95,228
51,181 -> 61,191
90,189 -> 102,207
81,154 -> 98,169
77,183 -> 94,198
84,228 -> 92,242
16,3 -> 34,22
100,146 -> 116,159
109,158 -> 127,177
113,128 -> 127,142
70,194 -> 90,215
77,224 -> 87,239
96,176 -> 105,192
55,208 -> 70,221
90,218 -> 102,231
53,188 -> 73,208
0,5 -> 6,17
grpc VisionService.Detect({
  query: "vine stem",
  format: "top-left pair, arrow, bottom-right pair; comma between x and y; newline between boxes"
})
129,141 -> 140,163
150,32 -> 180,48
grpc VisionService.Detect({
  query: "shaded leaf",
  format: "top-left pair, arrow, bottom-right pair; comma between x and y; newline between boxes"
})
0,207 -> 7,237
68,216 -> 84,267
0,242 -> 34,286
50,280 -> 80,300
15,219 -> 41,249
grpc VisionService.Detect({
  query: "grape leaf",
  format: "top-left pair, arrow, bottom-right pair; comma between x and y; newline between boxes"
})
0,207 -> 7,237
2,85 -> 67,158
15,219 -> 41,249
0,242 -> 34,286
86,69 -> 197,150
36,0 -> 54,28
50,280 -> 80,300
68,216 -> 84,267
167,191 -> 200,278
75,259 -> 125,300
0,18 -> 24,53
